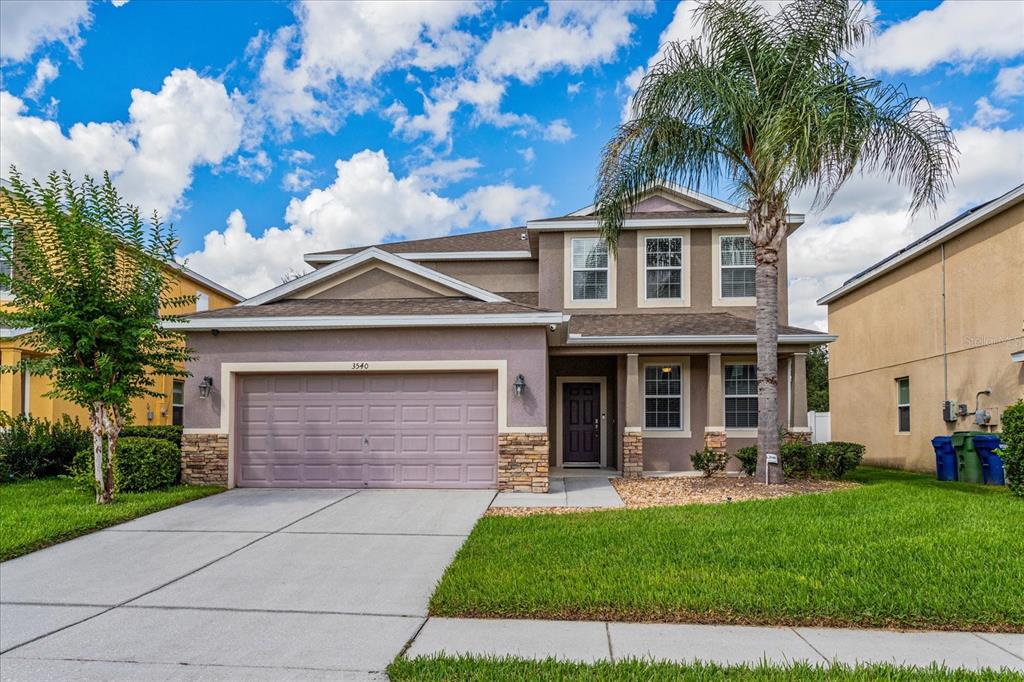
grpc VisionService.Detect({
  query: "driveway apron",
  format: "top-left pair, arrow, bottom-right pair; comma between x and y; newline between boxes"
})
0,488 -> 494,680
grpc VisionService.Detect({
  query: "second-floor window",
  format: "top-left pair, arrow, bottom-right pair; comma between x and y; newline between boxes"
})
571,237 -> 609,300
196,291 -> 209,312
720,235 -> 755,299
725,363 -> 758,429
644,236 -> 683,300
0,222 -> 12,298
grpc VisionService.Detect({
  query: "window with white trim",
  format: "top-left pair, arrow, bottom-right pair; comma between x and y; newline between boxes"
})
195,291 -> 209,312
896,377 -> 910,432
720,235 -> 755,298
571,237 -> 609,300
644,236 -> 683,300
644,364 -> 682,429
172,379 -> 185,426
725,363 -> 758,429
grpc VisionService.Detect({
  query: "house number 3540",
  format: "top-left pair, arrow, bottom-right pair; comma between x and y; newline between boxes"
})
351,362 -> 370,370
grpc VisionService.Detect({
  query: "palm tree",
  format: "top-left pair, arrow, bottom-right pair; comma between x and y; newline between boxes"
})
595,0 -> 956,483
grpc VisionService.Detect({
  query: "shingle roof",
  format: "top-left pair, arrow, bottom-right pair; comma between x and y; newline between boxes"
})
186,297 -> 553,319
306,226 -> 536,257
569,313 -> 821,338
538,210 -> 742,222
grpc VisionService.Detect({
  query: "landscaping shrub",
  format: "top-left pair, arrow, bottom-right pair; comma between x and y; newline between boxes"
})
999,400 -> 1024,498
812,441 -> 865,479
781,442 -> 814,478
72,436 -> 180,493
0,413 -> 89,480
119,424 -> 183,447
735,446 -> 758,477
691,447 -> 729,477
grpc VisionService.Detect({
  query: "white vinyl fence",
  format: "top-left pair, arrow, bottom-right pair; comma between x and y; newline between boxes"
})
808,411 -> 831,443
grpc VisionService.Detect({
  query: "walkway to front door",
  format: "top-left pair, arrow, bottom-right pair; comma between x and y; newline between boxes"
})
562,381 -> 601,466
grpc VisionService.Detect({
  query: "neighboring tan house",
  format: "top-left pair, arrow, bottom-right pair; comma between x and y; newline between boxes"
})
172,183 -> 833,492
0,232 -> 242,427
818,183 -> 1024,472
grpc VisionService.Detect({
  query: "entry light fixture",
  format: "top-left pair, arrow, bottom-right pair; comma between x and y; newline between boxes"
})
513,374 -> 526,398
198,376 -> 214,399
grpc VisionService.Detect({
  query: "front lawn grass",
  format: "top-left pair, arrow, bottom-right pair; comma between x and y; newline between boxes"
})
430,467 -> 1023,631
389,656 -> 1020,681
0,477 -> 223,561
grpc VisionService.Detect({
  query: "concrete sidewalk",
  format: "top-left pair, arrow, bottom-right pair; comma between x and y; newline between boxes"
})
491,468 -> 625,509
407,617 -> 1024,672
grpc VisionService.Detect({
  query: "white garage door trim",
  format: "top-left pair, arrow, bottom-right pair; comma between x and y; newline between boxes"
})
184,360 -> 546,488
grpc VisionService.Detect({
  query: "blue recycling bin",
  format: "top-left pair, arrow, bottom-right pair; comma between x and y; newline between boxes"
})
972,435 -> 1006,486
931,436 -> 958,481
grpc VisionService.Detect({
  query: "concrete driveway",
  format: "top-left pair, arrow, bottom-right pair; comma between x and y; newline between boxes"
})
0,488 -> 494,680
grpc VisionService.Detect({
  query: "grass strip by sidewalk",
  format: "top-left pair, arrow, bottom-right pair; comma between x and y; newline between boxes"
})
430,467 -> 1023,631
0,477 -> 223,561
388,656 -> 1021,681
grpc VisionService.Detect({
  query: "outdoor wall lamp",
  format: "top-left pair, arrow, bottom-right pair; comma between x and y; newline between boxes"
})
198,376 -> 214,399
513,374 -> 526,398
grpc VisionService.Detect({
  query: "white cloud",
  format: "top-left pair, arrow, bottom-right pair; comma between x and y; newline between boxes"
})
972,97 -> 1012,128
182,149 -> 552,296
542,119 -> 574,142
566,81 -> 582,97
787,125 -> 1024,330
476,2 -> 653,83
252,0 -> 482,133
855,1 -> 1024,75
0,0 -> 91,64
1,69 -> 244,216
995,64 -> 1024,99
23,57 -> 59,100
281,167 -> 316,193
283,148 -> 315,165
111,0 -> 130,7
225,150 -> 273,183
409,157 -> 481,189
518,147 -> 536,163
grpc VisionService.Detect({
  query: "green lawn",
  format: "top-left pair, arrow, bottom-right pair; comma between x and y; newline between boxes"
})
389,656 -> 1020,681
0,477 -> 223,561
430,468 -> 1023,631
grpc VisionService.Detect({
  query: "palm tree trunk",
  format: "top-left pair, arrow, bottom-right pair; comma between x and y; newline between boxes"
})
750,199 -> 786,484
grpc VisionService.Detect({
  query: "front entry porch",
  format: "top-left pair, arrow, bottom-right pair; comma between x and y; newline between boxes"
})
548,350 -> 812,479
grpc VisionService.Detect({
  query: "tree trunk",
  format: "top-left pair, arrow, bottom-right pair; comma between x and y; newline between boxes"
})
105,404 -> 122,503
91,403 -> 111,504
750,199 -> 787,484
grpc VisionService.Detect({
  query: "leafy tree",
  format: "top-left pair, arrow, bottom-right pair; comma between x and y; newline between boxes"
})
594,0 -> 955,482
0,169 -> 193,503
807,346 -> 829,413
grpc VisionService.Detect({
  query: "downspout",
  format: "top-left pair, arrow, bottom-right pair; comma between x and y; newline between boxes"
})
941,244 -> 948,403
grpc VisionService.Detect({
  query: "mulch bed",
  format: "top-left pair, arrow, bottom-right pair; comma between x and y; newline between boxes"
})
612,475 -> 857,508
486,476 -> 856,517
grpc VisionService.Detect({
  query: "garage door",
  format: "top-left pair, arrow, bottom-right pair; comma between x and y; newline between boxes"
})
237,373 -> 498,488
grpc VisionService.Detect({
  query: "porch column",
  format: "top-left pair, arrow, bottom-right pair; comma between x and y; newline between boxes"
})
704,353 -> 727,453
622,353 -> 644,477
788,353 -> 810,441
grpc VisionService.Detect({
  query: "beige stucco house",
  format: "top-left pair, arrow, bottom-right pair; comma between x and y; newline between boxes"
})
819,183 -> 1024,472
172,183 -> 833,492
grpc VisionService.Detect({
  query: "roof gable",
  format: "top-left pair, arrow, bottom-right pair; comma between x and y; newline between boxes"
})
568,182 -> 744,217
240,248 -> 509,307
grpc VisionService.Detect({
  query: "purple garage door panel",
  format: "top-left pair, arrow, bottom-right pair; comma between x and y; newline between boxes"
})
237,373 -> 498,488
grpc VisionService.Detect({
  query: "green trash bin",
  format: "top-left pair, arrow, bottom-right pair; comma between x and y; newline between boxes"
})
952,431 -> 987,484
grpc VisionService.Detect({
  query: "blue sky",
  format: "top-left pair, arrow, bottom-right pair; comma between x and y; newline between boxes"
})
1,0 -> 1022,328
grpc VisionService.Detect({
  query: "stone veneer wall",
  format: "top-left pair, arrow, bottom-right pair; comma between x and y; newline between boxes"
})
181,433 -> 229,486
704,430 -> 727,453
498,432 -> 549,493
622,431 -> 643,477
783,431 -> 812,445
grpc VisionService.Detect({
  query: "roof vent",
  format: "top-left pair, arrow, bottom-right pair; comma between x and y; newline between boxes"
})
520,232 -> 527,240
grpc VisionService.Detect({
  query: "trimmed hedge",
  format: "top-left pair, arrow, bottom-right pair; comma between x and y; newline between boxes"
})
119,424 -> 183,447
691,447 -> 729,477
999,400 -> 1023,498
73,436 -> 181,493
732,441 -> 864,480
0,413 -> 90,480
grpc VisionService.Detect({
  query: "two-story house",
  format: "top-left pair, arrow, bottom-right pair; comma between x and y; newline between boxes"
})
173,183 -> 833,491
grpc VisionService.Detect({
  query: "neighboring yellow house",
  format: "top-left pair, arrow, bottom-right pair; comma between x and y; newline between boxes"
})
818,183 -> 1024,471
1,235 -> 242,428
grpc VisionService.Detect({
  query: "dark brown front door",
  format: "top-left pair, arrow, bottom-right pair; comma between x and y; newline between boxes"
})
563,382 -> 601,465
